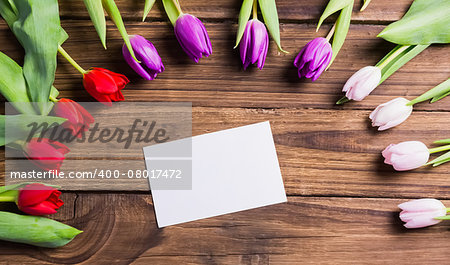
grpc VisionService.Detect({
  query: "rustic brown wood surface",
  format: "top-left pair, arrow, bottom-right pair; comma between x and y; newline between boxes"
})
0,0 -> 449,264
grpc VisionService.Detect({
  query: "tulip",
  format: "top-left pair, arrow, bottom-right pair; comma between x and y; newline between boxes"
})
240,19 -> 269,70
343,66 -> 381,101
16,183 -> 64,215
123,35 -> 165,80
369,97 -> 413,131
23,138 -> 70,171
83,68 -> 129,106
174,14 -> 212,63
293,37 -> 332,82
53,98 -> 94,138
399,199 -> 447,228
382,141 -> 430,171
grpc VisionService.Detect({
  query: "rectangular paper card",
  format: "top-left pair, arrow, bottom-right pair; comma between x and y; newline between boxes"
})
143,121 -> 287,228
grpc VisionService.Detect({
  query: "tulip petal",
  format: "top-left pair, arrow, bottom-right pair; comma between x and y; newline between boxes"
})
403,213 -> 443,228
240,21 -> 252,64
389,152 -> 429,171
20,201 -> 58,216
257,32 -> 269,70
398,199 -> 446,212
123,44 -> 153,80
18,184 -> 54,208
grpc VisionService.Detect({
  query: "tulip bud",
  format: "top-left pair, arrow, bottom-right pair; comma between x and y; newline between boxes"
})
174,14 -> 212,63
23,138 -> 70,172
293,37 -> 332,81
123,35 -> 165,80
53,98 -> 94,138
398,199 -> 447,229
83,68 -> 129,106
17,183 -> 64,215
343,66 -> 381,101
240,19 -> 269,70
382,141 -> 430,171
369,97 -> 413,131
0,211 -> 82,248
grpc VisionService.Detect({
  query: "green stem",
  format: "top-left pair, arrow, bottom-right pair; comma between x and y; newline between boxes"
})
49,95 -> 59,102
360,0 -> 372,11
58,46 -> 87,75
434,138 -> 450,145
376,45 -> 410,70
429,144 -> 450,154
172,0 -> 183,14
325,23 -> 336,42
447,208 -> 450,212
0,190 -> 18,202
252,0 -> 257,20
0,196 -> 16,202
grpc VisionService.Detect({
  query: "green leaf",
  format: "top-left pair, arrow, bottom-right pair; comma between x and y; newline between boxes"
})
0,211 -> 82,248
142,0 -> 155,22
408,78 -> 450,105
162,0 -> 181,26
0,114 -> 66,146
11,0 -> 63,114
360,0 -> 372,11
0,0 -> 67,45
328,2 -> 353,67
0,182 -> 60,194
0,0 -> 18,27
258,0 -> 286,52
102,0 -> 138,62
377,0 -> 450,45
375,44 -> 429,84
434,138 -> 450,145
234,0 -> 253,48
84,0 -> 107,49
0,52 -> 36,114
317,0 -> 353,30
427,151 -> 450,167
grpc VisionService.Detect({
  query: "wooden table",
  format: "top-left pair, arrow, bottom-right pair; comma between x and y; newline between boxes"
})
1,0 -> 450,264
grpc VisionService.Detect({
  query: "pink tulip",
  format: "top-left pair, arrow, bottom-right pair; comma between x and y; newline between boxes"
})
343,66 -> 381,101
382,141 -> 429,171
369,97 -> 413,131
399,199 -> 447,228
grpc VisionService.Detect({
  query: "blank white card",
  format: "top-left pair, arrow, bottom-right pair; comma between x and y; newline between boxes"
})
143,121 -> 287,228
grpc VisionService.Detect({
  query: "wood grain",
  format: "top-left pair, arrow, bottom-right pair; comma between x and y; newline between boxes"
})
2,107 -> 450,198
1,194 -> 449,264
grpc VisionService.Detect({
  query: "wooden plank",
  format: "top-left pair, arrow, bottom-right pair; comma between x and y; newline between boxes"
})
1,194 -> 448,264
1,21 -> 448,111
1,107 -> 449,198
58,0 -> 413,22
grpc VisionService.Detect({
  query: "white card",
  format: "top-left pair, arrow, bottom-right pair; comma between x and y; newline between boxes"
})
143,121 -> 287,228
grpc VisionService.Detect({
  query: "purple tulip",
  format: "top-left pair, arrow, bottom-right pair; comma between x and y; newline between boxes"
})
239,19 -> 269,70
174,14 -> 212,63
122,35 -> 164,80
293,37 -> 332,81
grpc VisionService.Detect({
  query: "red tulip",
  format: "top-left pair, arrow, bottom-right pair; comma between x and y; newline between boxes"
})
17,183 -> 64,215
83,68 -> 129,106
23,138 -> 70,171
53,98 -> 94,137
